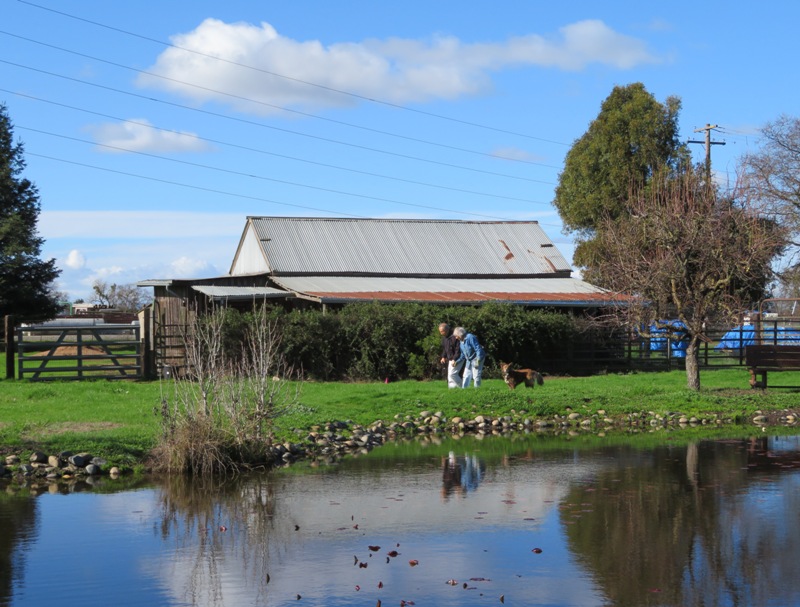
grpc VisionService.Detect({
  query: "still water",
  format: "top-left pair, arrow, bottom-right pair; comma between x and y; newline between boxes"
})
3,432 -> 800,607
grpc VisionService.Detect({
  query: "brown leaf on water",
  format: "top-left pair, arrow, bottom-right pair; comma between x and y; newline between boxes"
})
532,548 -> 543,554
408,559 -> 419,566
369,545 -> 381,551
378,581 -> 383,589
387,550 -> 399,557
500,595 -> 505,603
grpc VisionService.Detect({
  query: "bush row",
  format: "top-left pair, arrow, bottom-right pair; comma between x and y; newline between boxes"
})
221,303 -> 583,382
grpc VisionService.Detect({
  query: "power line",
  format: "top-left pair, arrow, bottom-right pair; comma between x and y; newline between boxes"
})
1,59 -> 553,185
26,150 -> 541,223
21,124 -> 550,217
0,30 -> 562,170
2,89 -> 555,204
15,0 -> 569,147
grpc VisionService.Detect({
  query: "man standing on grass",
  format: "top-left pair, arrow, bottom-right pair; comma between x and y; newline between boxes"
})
439,323 -> 463,389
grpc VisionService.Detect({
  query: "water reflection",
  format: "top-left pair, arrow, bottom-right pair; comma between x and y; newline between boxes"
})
441,451 -> 486,499
2,434 -> 800,606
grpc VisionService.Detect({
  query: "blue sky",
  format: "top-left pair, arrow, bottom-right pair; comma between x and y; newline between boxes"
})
1,1 -> 796,301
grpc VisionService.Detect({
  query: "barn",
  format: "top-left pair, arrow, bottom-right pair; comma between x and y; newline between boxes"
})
137,216 -> 617,375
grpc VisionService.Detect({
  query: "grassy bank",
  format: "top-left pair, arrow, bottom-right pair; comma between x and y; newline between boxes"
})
1,367 -> 799,469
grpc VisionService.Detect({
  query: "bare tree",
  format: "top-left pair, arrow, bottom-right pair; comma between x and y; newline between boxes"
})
596,169 -> 786,390
92,279 -> 151,312
739,114 -> 800,273
156,303 -> 299,475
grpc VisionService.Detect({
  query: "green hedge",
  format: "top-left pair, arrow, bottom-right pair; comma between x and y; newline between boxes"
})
219,303 -> 580,382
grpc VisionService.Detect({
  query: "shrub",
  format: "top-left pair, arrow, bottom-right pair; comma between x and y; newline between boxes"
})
195,302 -> 586,383
153,304 -> 299,475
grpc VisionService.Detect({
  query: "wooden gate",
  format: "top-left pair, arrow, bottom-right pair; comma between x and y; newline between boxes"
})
16,323 -> 143,380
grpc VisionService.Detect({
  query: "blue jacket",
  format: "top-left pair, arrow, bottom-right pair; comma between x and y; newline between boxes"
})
456,333 -> 485,363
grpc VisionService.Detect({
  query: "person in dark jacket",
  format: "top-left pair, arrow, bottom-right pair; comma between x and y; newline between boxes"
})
439,323 -> 464,389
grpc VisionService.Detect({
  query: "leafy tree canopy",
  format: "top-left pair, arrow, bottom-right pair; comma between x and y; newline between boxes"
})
0,103 -> 61,324
553,83 -> 691,279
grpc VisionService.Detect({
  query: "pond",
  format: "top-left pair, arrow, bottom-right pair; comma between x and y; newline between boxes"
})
2,431 -> 800,606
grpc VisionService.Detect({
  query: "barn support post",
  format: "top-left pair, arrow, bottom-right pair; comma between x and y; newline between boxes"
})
140,306 -> 155,379
4,315 -> 14,379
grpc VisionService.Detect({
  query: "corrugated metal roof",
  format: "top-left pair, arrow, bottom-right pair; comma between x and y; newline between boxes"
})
248,217 -> 570,276
192,286 -> 292,301
272,276 -> 619,307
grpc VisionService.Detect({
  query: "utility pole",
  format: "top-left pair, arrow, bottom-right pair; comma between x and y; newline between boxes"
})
688,124 -> 725,180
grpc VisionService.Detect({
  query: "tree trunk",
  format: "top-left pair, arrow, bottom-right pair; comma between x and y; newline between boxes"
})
684,340 -> 701,391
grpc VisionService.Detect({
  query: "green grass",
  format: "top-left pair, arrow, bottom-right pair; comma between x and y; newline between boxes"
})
1,367 -> 799,469
286,368 -> 800,431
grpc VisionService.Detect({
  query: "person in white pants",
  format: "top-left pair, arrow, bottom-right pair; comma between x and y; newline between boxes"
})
439,323 -> 464,388
452,326 -> 486,388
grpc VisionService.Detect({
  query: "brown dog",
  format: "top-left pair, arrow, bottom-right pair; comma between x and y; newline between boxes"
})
500,362 -> 544,390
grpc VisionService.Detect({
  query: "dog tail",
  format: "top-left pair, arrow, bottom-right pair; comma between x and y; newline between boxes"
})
535,371 -> 544,386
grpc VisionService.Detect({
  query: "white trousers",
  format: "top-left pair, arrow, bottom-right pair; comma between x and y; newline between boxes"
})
447,359 -> 465,388
462,358 -> 484,388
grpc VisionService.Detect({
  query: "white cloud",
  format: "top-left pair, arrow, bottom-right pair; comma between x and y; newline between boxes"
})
90,265 -> 126,280
64,249 -> 86,269
86,119 -> 211,153
170,256 -> 214,277
138,19 -> 660,113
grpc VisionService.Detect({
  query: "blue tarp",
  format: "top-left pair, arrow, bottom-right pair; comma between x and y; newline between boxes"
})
648,320 -> 688,358
715,324 -> 800,351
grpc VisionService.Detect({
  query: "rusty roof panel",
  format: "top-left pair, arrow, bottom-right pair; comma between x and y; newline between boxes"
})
301,291 -> 620,306
249,217 -> 570,276
272,276 -> 621,307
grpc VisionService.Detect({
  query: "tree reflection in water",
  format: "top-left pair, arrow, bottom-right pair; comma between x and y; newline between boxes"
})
4,434 -> 800,606
561,437 -> 800,606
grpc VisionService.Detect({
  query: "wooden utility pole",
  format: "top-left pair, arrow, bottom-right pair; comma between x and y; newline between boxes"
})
688,123 -> 725,180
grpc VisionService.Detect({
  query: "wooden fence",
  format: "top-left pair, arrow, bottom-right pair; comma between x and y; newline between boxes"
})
4,309 -> 800,381
14,322 -> 143,381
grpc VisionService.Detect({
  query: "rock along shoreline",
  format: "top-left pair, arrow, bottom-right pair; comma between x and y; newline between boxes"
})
2,407 -> 798,485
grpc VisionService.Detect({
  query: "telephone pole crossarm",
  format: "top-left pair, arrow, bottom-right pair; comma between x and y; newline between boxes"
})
688,123 -> 725,178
